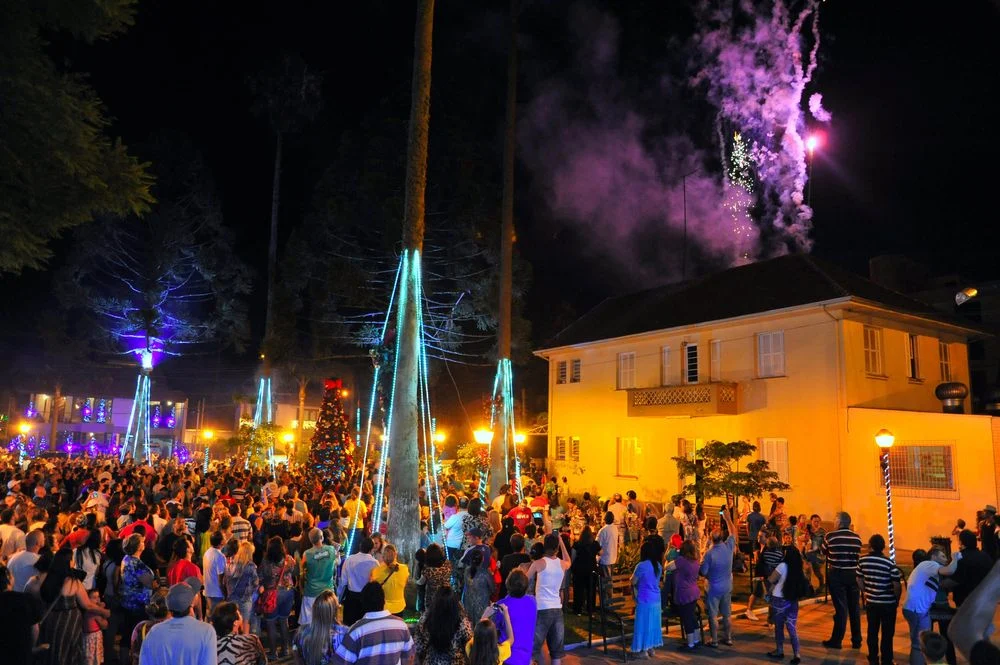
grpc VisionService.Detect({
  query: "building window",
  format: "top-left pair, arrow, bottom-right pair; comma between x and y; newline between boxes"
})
304,409 -> 319,422
710,339 -> 722,382
570,437 -> 580,461
617,437 -> 638,477
556,361 -> 567,385
570,359 -> 582,383
757,331 -> 785,378
863,326 -> 884,375
660,346 -> 671,386
759,438 -> 789,484
939,342 -> 952,381
554,436 -> 566,461
887,444 -> 955,491
617,352 -> 636,389
906,333 -> 920,380
684,343 -> 699,384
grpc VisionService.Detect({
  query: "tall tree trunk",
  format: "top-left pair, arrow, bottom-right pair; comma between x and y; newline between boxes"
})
490,0 -> 518,499
48,382 -> 62,452
387,0 -> 434,569
297,377 -> 307,448
264,132 -> 283,349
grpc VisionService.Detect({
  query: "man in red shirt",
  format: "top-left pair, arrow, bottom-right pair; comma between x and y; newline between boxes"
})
507,498 -> 534,534
118,504 -> 157,550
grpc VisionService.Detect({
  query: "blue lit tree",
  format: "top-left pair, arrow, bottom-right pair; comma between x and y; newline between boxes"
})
57,135 -> 251,459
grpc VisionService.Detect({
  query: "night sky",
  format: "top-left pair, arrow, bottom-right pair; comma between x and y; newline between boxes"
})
3,0 -> 999,431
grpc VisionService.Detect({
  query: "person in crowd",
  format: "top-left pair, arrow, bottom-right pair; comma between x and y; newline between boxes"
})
223,541 -> 258,635
919,632 -> 949,665
120,534 -> 155,661
766,545 -> 808,663
903,547 -> 959,665
947,557 -> 1000,665
212,601 -> 266,665
500,533 -> 530,599
83,588 -> 109,665
8,528 -> 44,591
443,498 -> 469,564
857,533 -> 903,665
0,507 -> 27,561
746,502 -> 767,553
34,548 -> 111,665
415,543 -> 452,611
665,540 -> 701,651
259,536 -> 296,659
167,538 -> 201,587
301,527 -> 339,627
507,499 -> 534,536
138,578 -> 216,665
462,549 -> 495,624
803,514 -> 826,593
343,489 -> 368,555
498,569 -> 536,665
415,585 -> 472,665
128,589 -> 168,665
630,540 -> 663,658
570,526 -> 599,616
494,517 -> 516,563
466,603 -> 514,665
294,590 -> 348,665
334,582 -> 413,665
228,505 -> 252,544
338,536 -> 379,626
943,529 -> 993,608
821,511 -> 863,650
74,529 -> 102,591
371,544 -> 409,616
596,512 -> 618,579
978,505 -> 998,560
527,533 -> 571,665
201,531 -> 227,616
699,508 -> 736,648
0,561 -> 45,665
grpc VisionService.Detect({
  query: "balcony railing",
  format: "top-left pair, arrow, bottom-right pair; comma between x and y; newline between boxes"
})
626,382 -> 739,417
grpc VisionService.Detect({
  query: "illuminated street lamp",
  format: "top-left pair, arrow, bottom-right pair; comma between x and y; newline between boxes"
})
433,431 -> 447,444
875,428 -> 896,562
513,432 -> 526,445
473,429 -> 494,445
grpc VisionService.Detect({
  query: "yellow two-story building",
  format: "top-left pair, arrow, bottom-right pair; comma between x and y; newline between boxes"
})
535,255 -> 999,551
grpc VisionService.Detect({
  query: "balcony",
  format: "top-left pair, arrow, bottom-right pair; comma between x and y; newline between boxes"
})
626,382 -> 739,417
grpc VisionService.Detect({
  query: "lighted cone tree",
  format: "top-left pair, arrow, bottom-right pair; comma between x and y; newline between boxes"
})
308,379 -> 355,481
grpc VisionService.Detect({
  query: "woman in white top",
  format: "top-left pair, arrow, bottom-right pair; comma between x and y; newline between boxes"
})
528,531 -> 571,665
73,529 -> 102,590
767,546 -> 808,664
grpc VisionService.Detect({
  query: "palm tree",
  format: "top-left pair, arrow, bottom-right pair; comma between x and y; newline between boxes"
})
386,0 -> 435,566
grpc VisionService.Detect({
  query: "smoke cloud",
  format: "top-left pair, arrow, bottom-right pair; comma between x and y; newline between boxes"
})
519,7 -> 755,283
692,0 -> 828,251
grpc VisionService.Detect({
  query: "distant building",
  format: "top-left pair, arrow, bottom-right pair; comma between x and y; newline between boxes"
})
535,254 -> 996,551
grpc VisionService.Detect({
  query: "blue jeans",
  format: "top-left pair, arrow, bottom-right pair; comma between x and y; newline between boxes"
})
772,597 -> 800,655
533,608 -> 565,661
705,591 -> 732,643
903,608 -> 931,665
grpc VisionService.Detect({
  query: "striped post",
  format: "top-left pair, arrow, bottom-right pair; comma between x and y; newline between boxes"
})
881,451 -> 896,562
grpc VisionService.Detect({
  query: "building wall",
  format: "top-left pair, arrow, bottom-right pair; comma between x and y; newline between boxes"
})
546,309 -> 845,510
842,407 -> 996,551
842,320 -> 971,413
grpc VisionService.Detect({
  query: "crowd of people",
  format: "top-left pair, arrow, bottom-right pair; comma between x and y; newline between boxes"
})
1,454 -> 999,665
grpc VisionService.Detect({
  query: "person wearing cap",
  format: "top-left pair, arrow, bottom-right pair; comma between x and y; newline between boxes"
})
979,505 -> 998,560
138,577 -> 216,665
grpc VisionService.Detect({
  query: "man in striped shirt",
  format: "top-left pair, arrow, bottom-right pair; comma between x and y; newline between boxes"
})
335,581 -> 414,665
822,511 -> 863,650
857,534 -> 902,665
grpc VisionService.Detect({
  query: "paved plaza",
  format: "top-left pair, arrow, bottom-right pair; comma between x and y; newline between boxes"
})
563,601 -> 955,664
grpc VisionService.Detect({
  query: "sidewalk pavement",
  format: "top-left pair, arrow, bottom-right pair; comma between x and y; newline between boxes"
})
564,601 -> 921,664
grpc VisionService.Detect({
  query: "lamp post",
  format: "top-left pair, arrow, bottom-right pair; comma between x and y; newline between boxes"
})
201,429 -> 214,474
282,432 -> 295,467
473,429 -> 494,495
875,428 -> 896,562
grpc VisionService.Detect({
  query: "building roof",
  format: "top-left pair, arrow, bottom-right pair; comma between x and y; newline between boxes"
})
540,254 -> 988,351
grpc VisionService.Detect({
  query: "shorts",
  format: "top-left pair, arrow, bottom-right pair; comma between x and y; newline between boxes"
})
533,608 -> 565,660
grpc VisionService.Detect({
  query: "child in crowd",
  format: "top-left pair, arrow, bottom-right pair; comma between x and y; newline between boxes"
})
83,588 -> 109,665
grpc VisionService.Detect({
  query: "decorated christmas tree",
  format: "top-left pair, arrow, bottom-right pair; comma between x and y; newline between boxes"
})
308,378 -> 355,481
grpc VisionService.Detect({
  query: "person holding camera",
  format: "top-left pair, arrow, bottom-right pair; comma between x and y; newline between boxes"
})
466,602 -> 514,665
699,507 -> 736,648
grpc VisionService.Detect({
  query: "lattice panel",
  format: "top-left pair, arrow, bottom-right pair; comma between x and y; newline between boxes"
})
718,385 -> 736,403
631,386 -> 712,406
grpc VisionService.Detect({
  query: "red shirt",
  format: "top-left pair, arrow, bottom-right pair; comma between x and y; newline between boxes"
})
118,520 -> 157,550
507,506 -> 533,534
59,528 -> 91,550
167,558 -> 201,585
